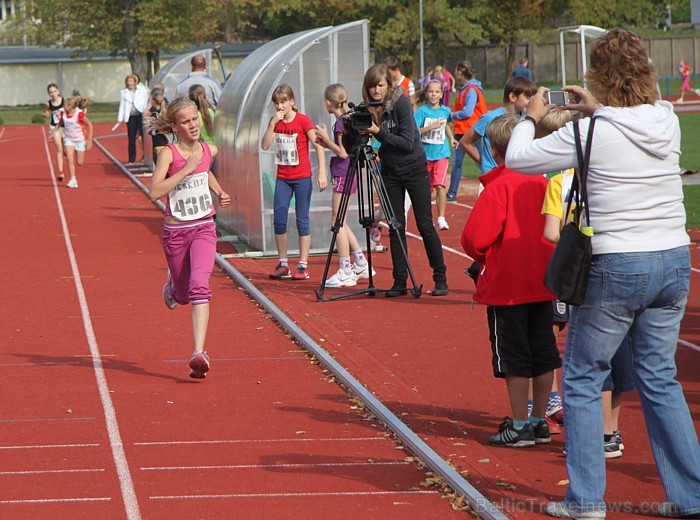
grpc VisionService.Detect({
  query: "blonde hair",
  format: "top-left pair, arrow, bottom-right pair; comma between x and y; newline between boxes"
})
324,83 -> 349,112
64,96 -> 92,111
586,28 -> 658,107
486,113 -> 520,158
145,96 -> 197,135
188,84 -> 213,136
535,107 -> 573,139
150,87 -> 167,113
413,79 -> 443,107
271,84 -> 299,112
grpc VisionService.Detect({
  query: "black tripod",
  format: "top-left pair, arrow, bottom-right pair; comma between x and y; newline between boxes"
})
314,143 -> 422,302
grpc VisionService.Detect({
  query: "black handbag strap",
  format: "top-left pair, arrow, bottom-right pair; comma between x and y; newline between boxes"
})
569,117 -> 597,227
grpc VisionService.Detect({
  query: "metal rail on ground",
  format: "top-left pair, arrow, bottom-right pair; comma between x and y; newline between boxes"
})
94,136 -> 507,520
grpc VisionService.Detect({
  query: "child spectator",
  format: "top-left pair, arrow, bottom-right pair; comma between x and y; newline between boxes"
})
414,79 -> 458,230
313,83 -> 372,287
461,113 -> 560,447
447,60 -> 487,201
50,96 -> 93,189
147,96 -> 231,379
188,84 -> 216,145
460,76 -> 537,178
384,56 -> 415,97
147,86 -> 169,163
43,83 -> 65,181
261,84 -> 327,280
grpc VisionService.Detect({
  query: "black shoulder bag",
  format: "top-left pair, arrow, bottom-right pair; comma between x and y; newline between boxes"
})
543,117 -> 597,306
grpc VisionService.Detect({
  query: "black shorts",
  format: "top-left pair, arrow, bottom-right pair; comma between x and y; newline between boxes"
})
486,301 -> 562,378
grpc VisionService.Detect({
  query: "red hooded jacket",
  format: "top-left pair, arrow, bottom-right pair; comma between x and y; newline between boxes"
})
461,163 -> 555,306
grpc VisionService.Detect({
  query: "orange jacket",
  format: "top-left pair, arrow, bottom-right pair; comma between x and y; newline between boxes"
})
453,83 -> 487,135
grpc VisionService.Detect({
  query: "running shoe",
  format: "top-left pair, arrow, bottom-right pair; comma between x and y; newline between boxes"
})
546,394 -> 564,418
66,178 -> 78,188
162,270 -> 177,309
546,415 -> 562,435
488,417 -> 535,448
325,269 -> 358,288
437,217 -> 450,231
291,266 -> 310,280
189,351 -> 210,379
613,429 -> 624,450
446,194 -> 457,202
57,173 -> 64,182
352,262 -> 376,280
546,502 -> 606,518
269,263 -> 291,280
532,419 -> 552,444
604,437 -> 622,459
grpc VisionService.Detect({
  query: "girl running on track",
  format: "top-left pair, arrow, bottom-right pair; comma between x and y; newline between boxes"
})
43,83 -> 65,181
261,84 -> 327,281
147,97 -> 231,379
50,96 -> 93,189
314,83 -> 372,288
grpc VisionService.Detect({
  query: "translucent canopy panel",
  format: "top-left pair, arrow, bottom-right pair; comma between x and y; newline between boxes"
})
558,25 -> 608,87
149,49 -> 213,101
215,20 -> 370,255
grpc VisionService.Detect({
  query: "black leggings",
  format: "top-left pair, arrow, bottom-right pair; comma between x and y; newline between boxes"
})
127,114 -> 143,163
382,165 -> 447,286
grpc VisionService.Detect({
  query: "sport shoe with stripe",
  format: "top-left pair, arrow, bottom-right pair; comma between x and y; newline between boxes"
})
189,351 -> 210,379
269,263 -> 291,280
325,269 -> 357,288
532,419 -> 552,444
488,417 -> 535,448
546,501 -> 606,518
291,265 -> 310,280
352,262 -> 376,280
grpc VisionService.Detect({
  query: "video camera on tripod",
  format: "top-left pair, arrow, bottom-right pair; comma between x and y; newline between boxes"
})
342,102 -> 383,150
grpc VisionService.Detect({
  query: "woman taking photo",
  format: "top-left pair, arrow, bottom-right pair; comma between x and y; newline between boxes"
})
505,28 -> 699,519
359,63 -> 448,297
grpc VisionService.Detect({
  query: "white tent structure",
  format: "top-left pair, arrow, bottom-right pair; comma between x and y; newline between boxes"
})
214,20 -> 370,255
558,25 -> 608,86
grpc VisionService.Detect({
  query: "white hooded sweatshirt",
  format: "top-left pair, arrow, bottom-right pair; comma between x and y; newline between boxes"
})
506,101 -> 689,255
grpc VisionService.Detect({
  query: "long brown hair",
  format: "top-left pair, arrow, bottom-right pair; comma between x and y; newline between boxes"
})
361,64 -> 394,124
188,84 -> 213,136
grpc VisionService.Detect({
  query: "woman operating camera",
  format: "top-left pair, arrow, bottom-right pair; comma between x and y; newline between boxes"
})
359,63 -> 448,297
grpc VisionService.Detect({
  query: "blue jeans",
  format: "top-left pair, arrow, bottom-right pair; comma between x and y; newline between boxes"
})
446,136 -> 464,199
562,246 -> 700,515
273,177 -> 312,236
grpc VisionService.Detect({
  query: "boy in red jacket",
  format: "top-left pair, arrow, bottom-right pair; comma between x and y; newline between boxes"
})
461,114 -> 560,448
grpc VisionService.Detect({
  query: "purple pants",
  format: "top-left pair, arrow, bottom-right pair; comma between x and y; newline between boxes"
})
162,220 -> 217,305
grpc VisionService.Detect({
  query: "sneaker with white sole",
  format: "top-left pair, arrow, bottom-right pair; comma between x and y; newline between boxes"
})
66,178 -> 78,188
352,262 -> 376,280
488,417 -> 535,448
189,351 -> 210,379
546,502 -> 606,518
437,217 -> 449,230
162,271 -> 177,309
325,269 -> 358,288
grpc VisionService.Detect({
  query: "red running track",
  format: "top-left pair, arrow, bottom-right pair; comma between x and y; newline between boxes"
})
2,122 -> 699,519
0,124 -> 462,519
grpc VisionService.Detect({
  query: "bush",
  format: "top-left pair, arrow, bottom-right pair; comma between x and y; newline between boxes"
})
0,116 -> 4,125
31,113 -> 45,124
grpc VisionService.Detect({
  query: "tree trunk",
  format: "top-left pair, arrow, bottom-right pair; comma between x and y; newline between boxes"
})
505,39 -> 517,84
123,0 -> 148,82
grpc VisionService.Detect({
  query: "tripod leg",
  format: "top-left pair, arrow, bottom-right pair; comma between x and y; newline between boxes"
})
314,159 -> 359,301
364,147 -> 422,298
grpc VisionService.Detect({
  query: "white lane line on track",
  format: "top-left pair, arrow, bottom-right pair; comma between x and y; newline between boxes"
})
377,222 -> 474,260
41,129 -> 141,520
0,443 -> 100,450
151,490 -> 437,500
680,339 -> 700,352
0,468 -> 105,475
0,497 -> 111,504
134,437 -> 386,446
141,461 -> 409,471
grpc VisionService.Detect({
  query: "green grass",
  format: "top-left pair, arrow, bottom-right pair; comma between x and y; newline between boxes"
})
1,100 -> 699,229
0,103 -> 118,125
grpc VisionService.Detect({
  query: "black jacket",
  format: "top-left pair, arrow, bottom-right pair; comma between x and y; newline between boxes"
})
375,89 -> 426,175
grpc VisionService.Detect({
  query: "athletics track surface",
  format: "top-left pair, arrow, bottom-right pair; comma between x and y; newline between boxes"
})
1,122 -> 699,519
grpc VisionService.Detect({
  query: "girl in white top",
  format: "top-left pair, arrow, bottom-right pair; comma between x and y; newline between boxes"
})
50,96 -> 93,189
43,83 -> 65,181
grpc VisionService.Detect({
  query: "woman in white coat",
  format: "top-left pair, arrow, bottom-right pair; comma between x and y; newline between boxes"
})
115,74 -> 149,163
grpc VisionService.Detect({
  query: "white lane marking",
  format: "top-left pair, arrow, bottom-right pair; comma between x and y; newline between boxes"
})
680,339 -> 700,352
0,443 -> 100,450
41,128 -> 141,520
0,468 -> 105,476
141,461 -> 409,471
151,490 -> 437,500
135,436 -> 386,446
0,497 -> 111,504
377,222 -> 473,260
